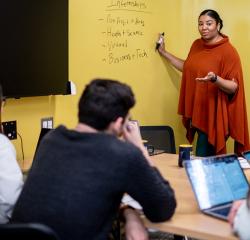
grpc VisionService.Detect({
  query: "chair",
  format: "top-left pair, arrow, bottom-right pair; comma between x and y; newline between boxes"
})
0,223 -> 60,240
140,126 -> 176,154
140,126 -> 188,240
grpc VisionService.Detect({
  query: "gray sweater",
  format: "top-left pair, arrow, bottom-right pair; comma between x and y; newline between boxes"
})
12,125 -> 176,240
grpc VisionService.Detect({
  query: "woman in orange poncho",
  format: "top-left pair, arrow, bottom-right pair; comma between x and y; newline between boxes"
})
158,9 -> 249,156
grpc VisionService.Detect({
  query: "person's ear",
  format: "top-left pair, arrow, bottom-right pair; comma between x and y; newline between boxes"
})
107,117 -> 124,136
217,23 -> 220,32
113,117 -> 124,133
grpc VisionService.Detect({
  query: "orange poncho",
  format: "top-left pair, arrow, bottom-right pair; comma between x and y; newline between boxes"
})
178,35 -> 249,155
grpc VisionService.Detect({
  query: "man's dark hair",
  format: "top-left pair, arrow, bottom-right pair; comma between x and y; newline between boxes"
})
199,9 -> 223,32
78,79 -> 135,130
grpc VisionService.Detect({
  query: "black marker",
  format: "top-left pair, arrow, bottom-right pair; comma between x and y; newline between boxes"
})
155,32 -> 165,51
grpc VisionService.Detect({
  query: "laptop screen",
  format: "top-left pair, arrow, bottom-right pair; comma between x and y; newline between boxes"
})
184,155 -> 249,210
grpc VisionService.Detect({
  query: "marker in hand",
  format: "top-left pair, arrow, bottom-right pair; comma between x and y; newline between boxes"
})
155,32 -> 165,51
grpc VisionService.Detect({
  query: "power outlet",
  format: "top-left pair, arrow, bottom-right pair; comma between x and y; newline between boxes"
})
41,117 -> 53,129
2,121 -> 17,140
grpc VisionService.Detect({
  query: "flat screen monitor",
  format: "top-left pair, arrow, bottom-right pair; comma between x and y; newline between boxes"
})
0,0 -> 68,98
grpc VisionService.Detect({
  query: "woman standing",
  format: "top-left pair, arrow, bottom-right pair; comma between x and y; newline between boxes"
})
158,9 -> 249,156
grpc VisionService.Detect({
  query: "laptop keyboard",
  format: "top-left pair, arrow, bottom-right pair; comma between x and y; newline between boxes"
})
211,206 -> 231,217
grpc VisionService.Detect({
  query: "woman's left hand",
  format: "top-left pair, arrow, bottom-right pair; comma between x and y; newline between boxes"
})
196,72 -> 215,82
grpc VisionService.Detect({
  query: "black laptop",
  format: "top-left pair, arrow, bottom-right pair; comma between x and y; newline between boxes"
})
184,154 -> 249,220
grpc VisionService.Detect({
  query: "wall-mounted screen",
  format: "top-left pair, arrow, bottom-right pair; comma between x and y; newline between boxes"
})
0,0 -> 68,98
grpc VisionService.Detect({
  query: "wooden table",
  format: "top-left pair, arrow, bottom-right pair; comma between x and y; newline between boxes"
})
143,153 -> 250,240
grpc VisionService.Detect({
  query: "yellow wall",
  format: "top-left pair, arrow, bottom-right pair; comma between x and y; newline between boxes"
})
3,0 -> 250,166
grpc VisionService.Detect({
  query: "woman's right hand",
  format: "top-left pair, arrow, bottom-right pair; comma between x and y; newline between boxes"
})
157,33 -> 166,55
155,33 -> 184,72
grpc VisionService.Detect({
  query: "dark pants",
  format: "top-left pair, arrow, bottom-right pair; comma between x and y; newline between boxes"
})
196,130 -> 216,157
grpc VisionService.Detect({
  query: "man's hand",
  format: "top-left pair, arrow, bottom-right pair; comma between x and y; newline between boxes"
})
123,121 -> 154,166
123,121 -> 143,149
124,208 -> 149,240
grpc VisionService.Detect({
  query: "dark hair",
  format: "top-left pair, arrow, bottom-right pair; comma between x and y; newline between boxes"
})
199,9 -> 223,32
78,79 -> 135,130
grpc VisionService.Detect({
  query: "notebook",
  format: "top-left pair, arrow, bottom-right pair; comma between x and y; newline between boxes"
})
184,154 -> 249,220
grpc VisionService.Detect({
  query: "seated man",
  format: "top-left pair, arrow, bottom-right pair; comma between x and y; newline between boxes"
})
0,84 -> 23,223
228,189 -> 250,240
11,79 -> 176,240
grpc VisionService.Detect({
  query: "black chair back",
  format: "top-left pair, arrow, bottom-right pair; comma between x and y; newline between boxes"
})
140,125 -> 176,154
0,223 -> 60,240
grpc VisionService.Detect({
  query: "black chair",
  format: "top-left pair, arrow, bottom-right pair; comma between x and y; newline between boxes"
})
0,223 -> 60,240
140,126 -> 176,154
140,126 -> 188,240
